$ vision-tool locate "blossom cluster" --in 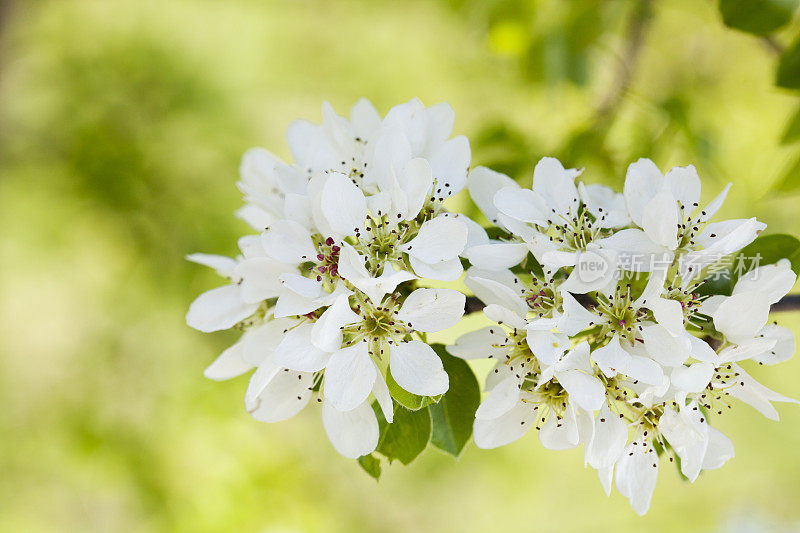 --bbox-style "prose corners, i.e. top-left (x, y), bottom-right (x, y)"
top-left (455, 157), bottom-right (798, 514)
top-left (188, 99), bottom-right (472, 458)
top-left (187, 99), bottom-right (798, 515)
